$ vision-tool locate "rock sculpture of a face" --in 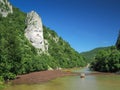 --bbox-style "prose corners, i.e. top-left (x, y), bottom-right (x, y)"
top-left (25, 11), bottom-right (45, 51)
